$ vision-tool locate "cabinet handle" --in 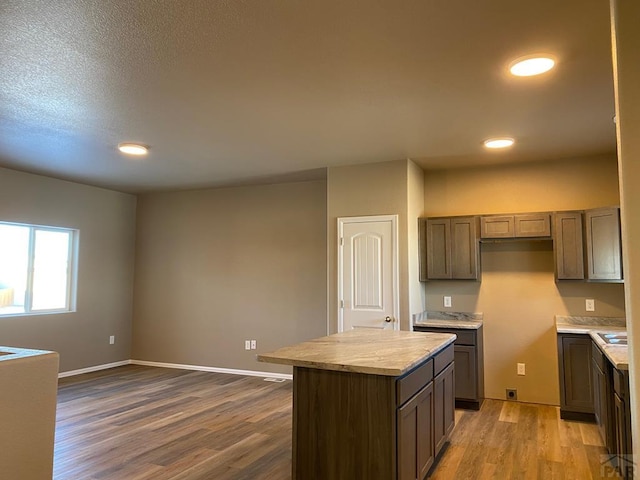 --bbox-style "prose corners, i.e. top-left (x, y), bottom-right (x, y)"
top-left (385, 316), bottom-right (393, 323)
